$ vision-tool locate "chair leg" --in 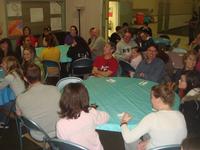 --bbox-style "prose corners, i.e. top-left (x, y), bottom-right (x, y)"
top-left (16, 118), bottom-right (23, 150)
